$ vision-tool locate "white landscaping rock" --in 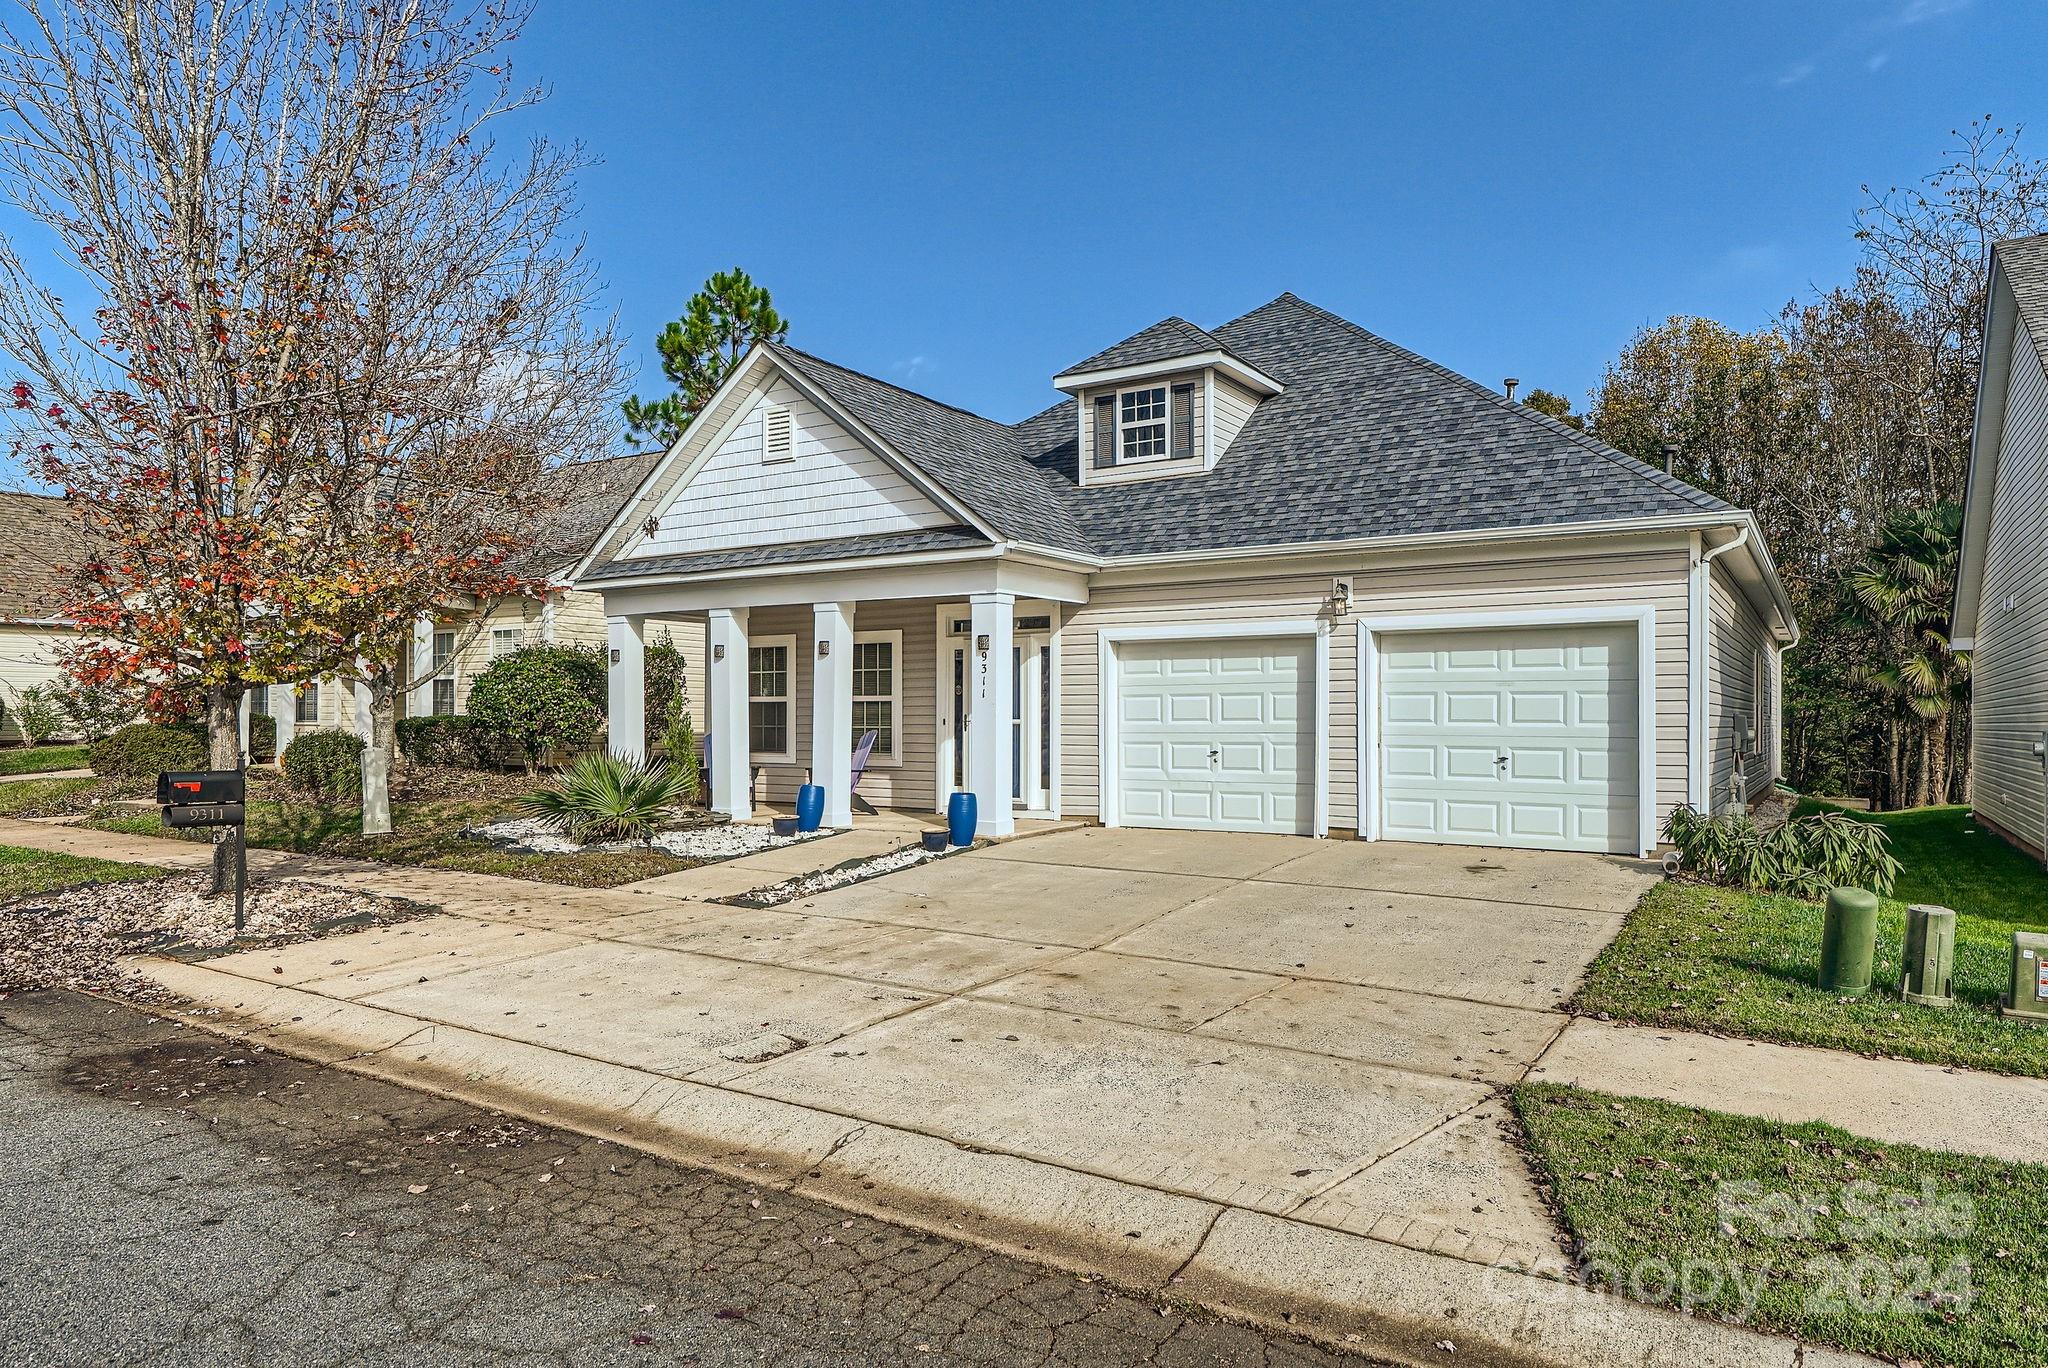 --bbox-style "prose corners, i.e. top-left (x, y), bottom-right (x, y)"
top-left (471, 815), bottom-right (837, 861)
top-left (726, 842), bottom-right (959, 907)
